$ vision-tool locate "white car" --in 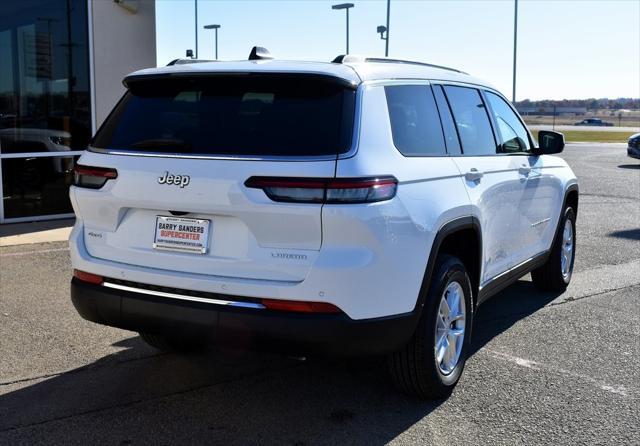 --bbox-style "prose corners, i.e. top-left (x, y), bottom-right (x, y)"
top-left (0, 127), bottom-right (72, 174)
top-left (69, 49), bottom-right (579, 398)
top-left (0, 127), bottom-right (72, 153)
